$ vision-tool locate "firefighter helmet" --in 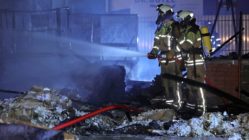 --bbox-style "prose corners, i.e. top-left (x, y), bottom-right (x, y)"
top-left (176, 10), bottom-right (194, 23)
top-left (156, 4), bottom-right (174, 25)
top-left (157, 4), bottom-right (173, 15)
